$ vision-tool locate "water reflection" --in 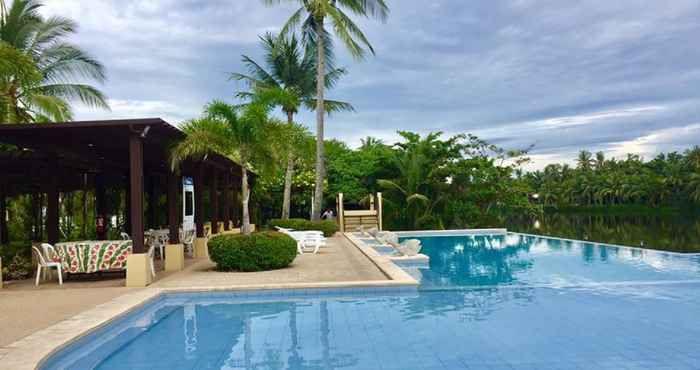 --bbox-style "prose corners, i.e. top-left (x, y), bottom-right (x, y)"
top-left (405, 233), bottom-right (700, 288)
top-left (405, 234), bottom-right (537, 287)
top-left (506, 212), bottom-right (700, 253)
